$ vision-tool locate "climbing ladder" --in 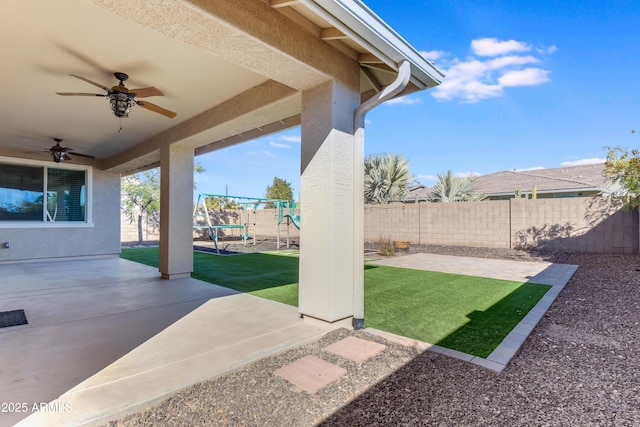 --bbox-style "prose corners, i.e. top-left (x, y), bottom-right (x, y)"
top-left (275, 200), bottom-right (300, 249)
